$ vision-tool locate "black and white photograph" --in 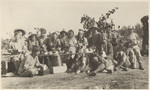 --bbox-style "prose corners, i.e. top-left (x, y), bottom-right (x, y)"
top-left (1, 0), bottom-right (149, 89)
